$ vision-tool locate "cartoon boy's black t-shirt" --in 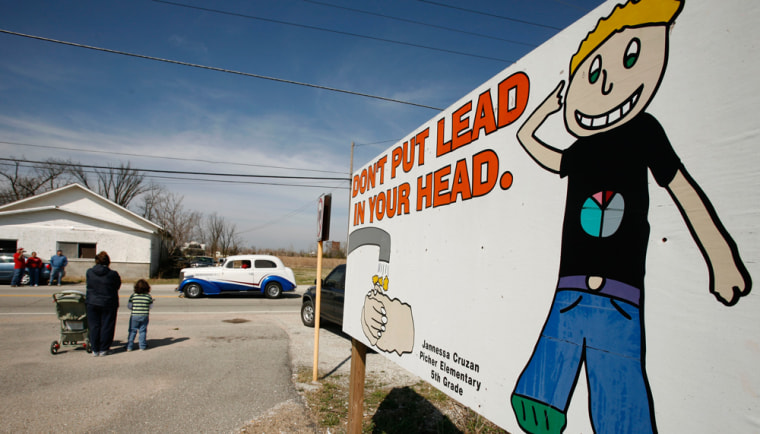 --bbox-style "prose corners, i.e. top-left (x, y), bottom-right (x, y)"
top-left (558, 112), bottom-right (681, 289)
